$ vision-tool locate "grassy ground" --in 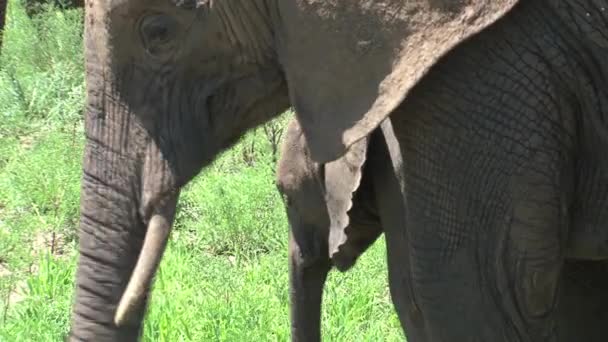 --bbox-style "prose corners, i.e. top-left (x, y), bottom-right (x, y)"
top-left (0, 1), bottom-right (403, 340)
